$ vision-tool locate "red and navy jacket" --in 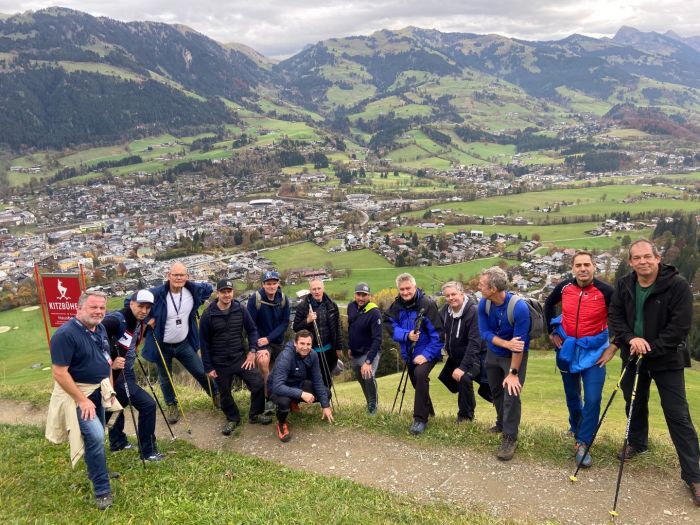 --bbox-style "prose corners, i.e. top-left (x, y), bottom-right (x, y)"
top-left (544, 277), bottom-right (613, 338)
